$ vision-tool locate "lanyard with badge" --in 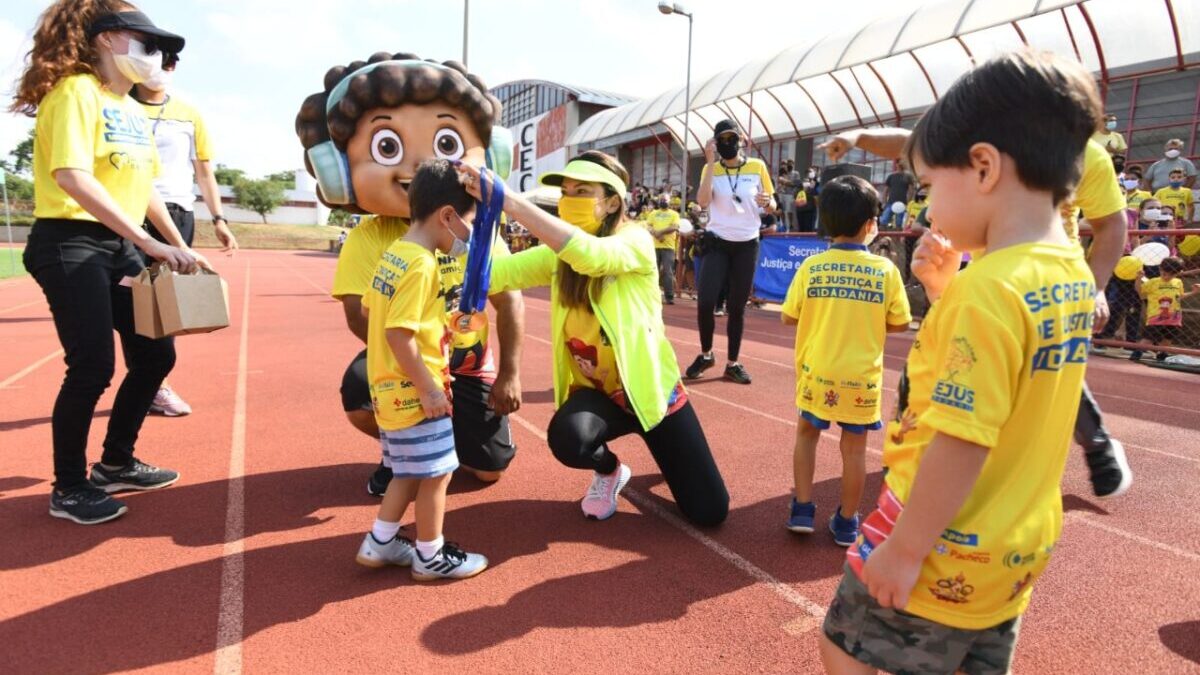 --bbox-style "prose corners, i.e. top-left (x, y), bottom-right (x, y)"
top-left (150, 95), bottom-right (170, 136)
top-left (724, 160), bottom-right (746, 214)
top-left (450, 163), bottom-right (505, 333)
